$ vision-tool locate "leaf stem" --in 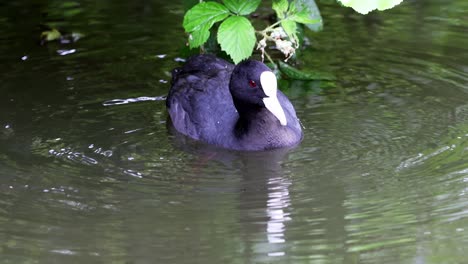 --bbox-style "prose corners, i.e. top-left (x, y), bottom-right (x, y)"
top-left (262, 20), bottom-right (282, 33)
top-left (263, 50), bottom-right (275, 66)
